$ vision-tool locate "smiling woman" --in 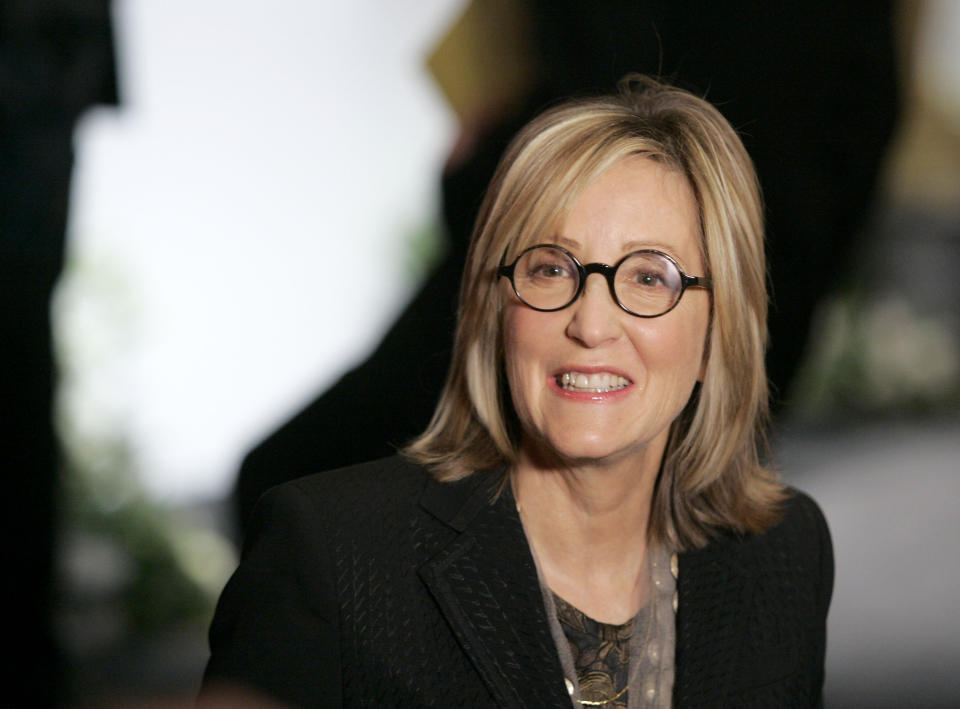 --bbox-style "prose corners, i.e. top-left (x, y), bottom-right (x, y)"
top-left (501, 158), bottom-right (710, 491)
top-left (202, 76), bottom-right (832, 709)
